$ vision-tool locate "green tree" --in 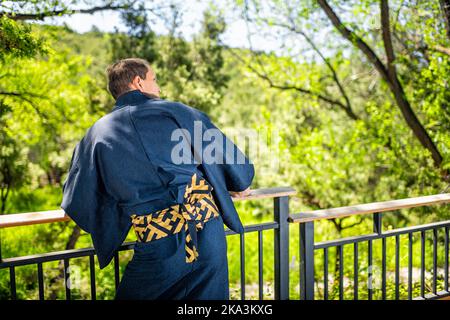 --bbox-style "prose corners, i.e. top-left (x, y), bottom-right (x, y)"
top-left (111, 5), bottom-right (230, 113)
